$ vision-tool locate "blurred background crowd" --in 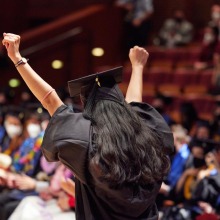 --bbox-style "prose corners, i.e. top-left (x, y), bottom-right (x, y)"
top-left (1, 0), bottom-right (220, 219)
